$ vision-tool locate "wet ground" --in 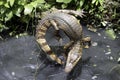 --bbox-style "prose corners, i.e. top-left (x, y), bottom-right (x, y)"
top-left (0, 26), bottom-right (120, 80)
